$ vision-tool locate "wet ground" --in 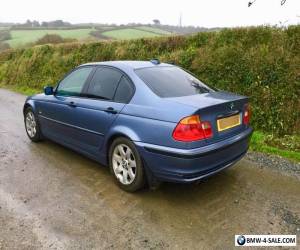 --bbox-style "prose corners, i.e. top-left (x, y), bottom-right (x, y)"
top-left (0, 89), bottom-right (299, 249)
